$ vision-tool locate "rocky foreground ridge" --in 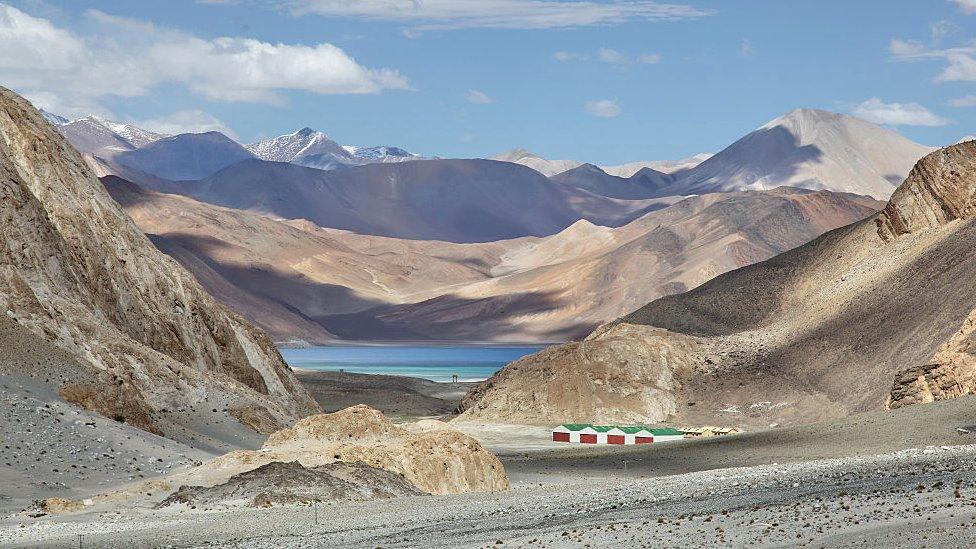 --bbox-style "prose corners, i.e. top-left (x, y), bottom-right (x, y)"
top-left (459, 141), bottom-right (976, 427)
top-left (38, 405), bottom-right (507, 513)
top-left (0, 86), bottom-right (318, 441)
